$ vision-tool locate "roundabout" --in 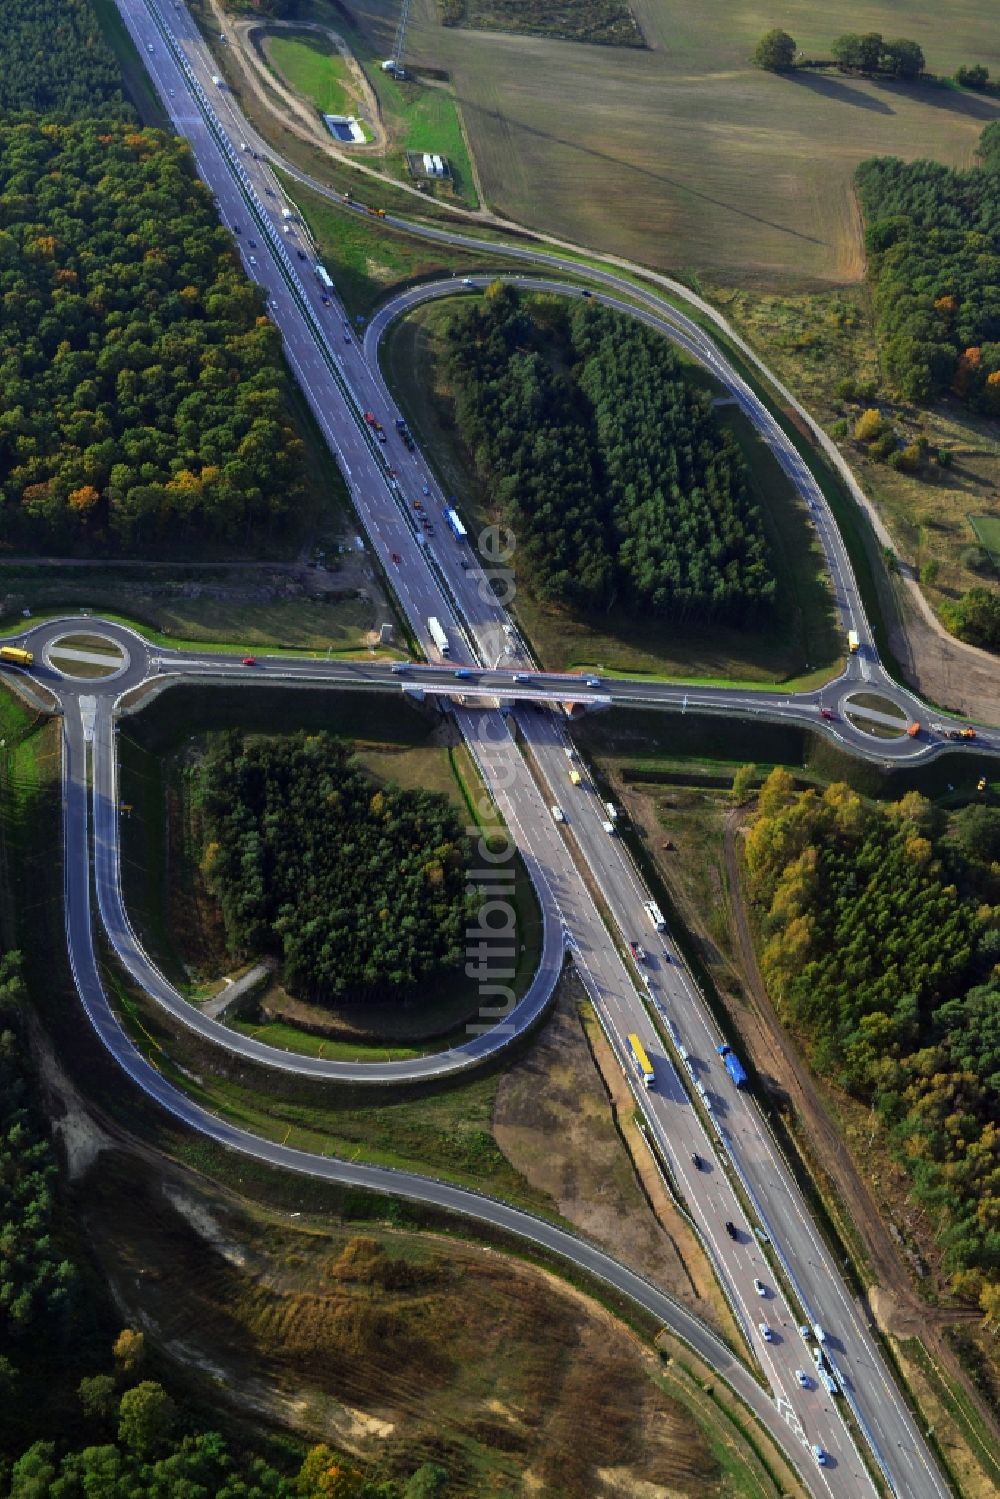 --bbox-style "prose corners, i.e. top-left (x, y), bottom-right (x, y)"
top-left (43, 630), bottom-right (129, 681)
